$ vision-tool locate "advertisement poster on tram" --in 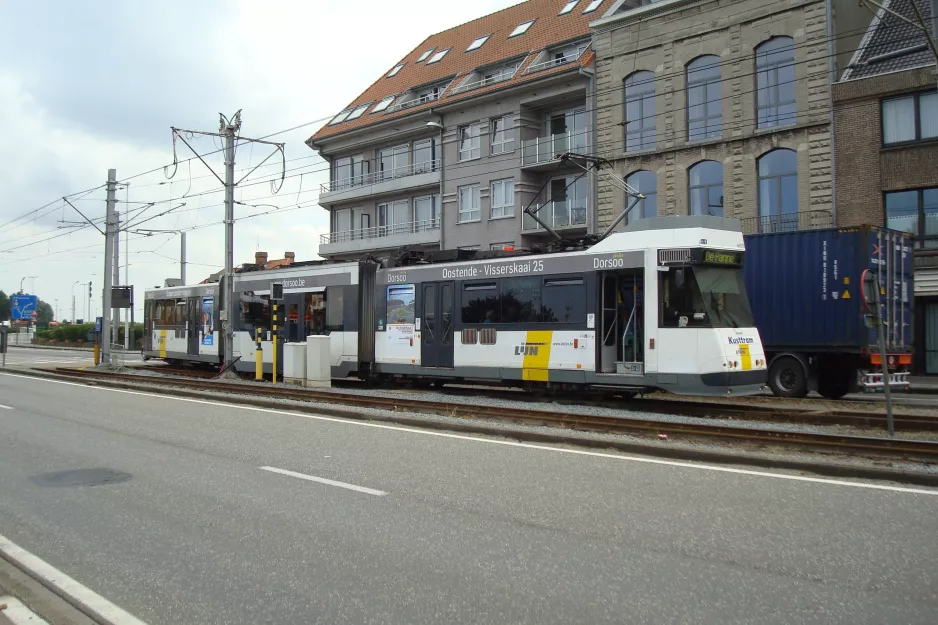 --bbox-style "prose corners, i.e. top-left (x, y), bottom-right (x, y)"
top-left (201, 296), bottom-right (215, 346)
